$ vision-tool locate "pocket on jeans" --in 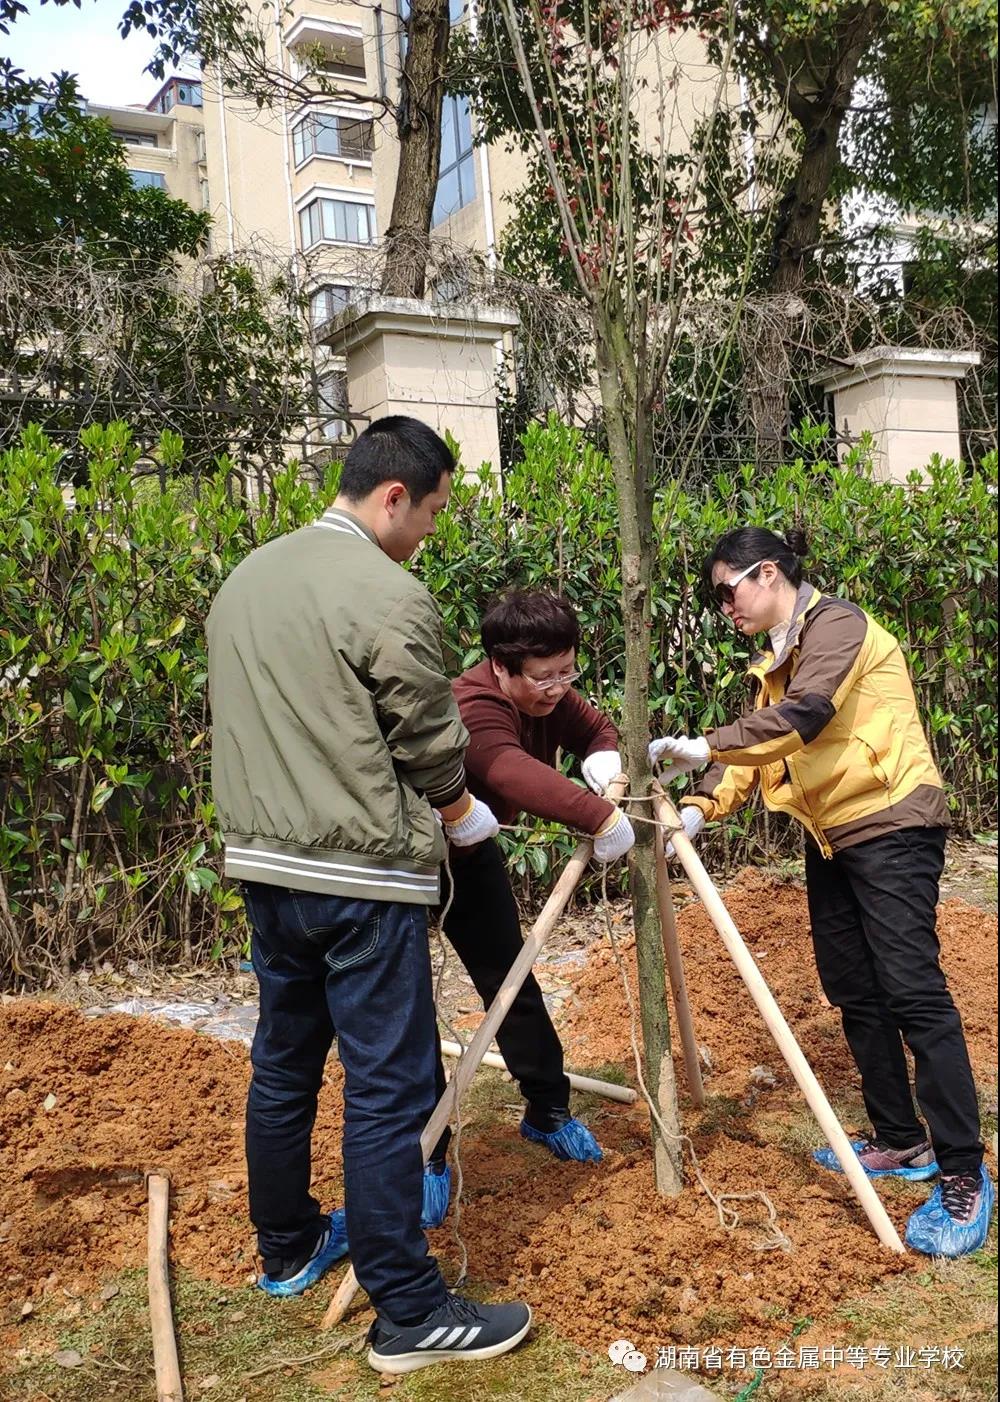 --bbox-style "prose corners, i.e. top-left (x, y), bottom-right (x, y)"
top-left (289, 892), bottom-right (382, 972)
